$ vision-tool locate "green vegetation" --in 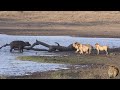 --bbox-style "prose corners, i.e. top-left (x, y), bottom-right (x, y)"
top-left (11, 54), bottom-right (120, 79)
top-left (17, 54), bottom-right (119, 65)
